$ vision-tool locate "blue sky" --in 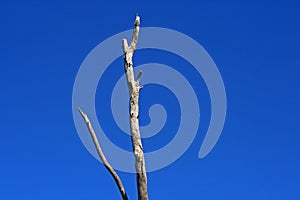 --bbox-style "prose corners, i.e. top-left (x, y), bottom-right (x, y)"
top-left (1, 0), bottom-right (300, 199)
